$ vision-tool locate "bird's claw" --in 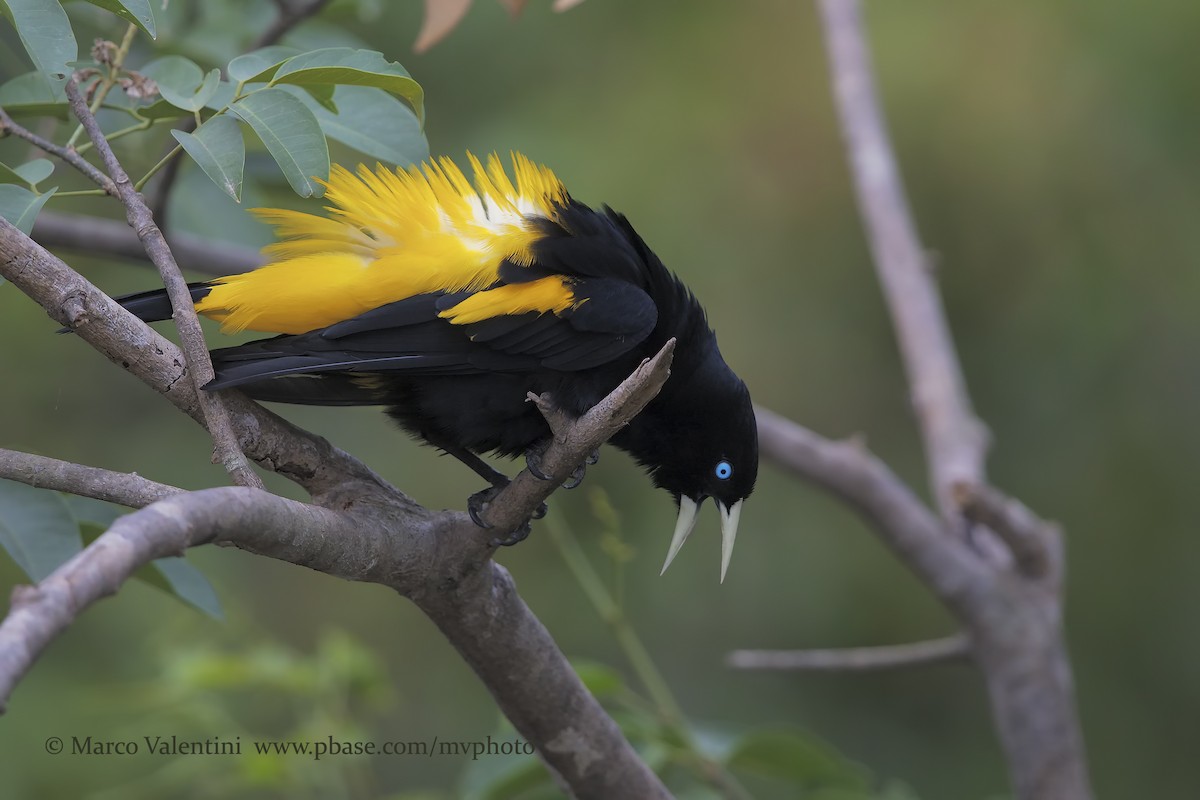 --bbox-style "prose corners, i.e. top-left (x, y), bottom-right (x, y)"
top-left (490, 521), bottom-right (532, 548)
top-left (469, 483), bottom-right (546, 542)
top-left (467, 485), bottom-right (503, 529)
top-left (562, 462), bottom-right (586, 490)
top-left (585, 449), bottom-right (600, 466)
top-left (524, 444), bottom-right (552, 481)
